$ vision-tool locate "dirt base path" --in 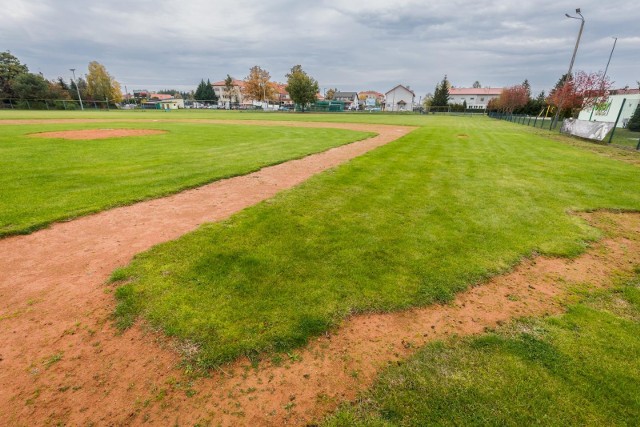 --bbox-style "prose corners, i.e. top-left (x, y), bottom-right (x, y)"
top-left (0, 120), bottom-right (413, 425)
top-left (1, 119), bottom-right (639, 426)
